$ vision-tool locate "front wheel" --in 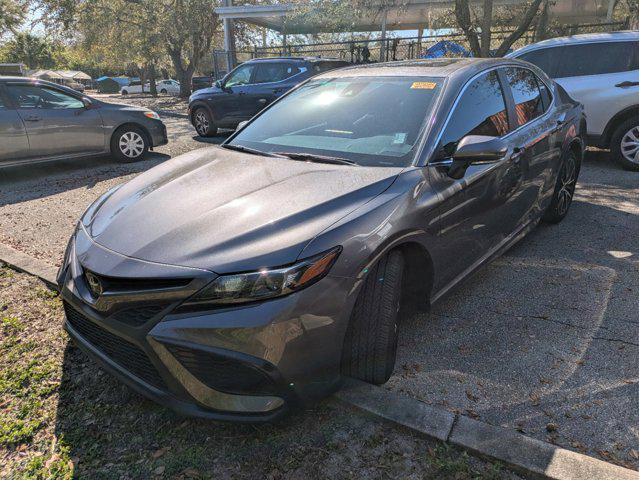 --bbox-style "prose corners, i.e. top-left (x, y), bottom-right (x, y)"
top-left (121, 90), bottom-right (128, 95)
top-left (341, 250), bottom-right (404, 385)
top-left (611, 117), bottom-right (639, 171)
top-left (110, 126), bottom-right (149, 163)
top-left (192, 107), bottom-right (217, 137)
top-left (543, 151), bottom-right (578, 224)
top-left (160, 88), bottom-right (167, 94)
